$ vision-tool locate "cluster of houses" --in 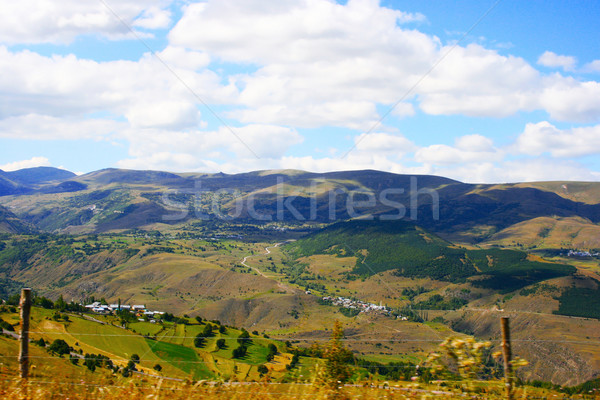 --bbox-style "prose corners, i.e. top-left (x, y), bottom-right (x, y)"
top-left (567, 249), bottom-right (600, 257)
top-left (322, 296), bottom-right (391, 316)
top-left (84, 302), bottom-right (165, 321)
